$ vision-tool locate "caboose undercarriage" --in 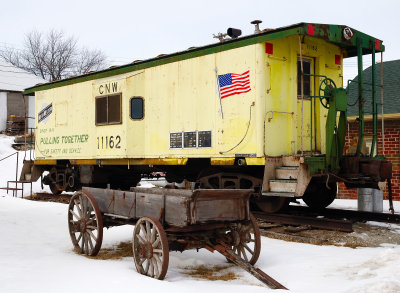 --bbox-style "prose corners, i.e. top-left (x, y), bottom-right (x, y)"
top-left (23, 151), bottom-right (392, 214)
